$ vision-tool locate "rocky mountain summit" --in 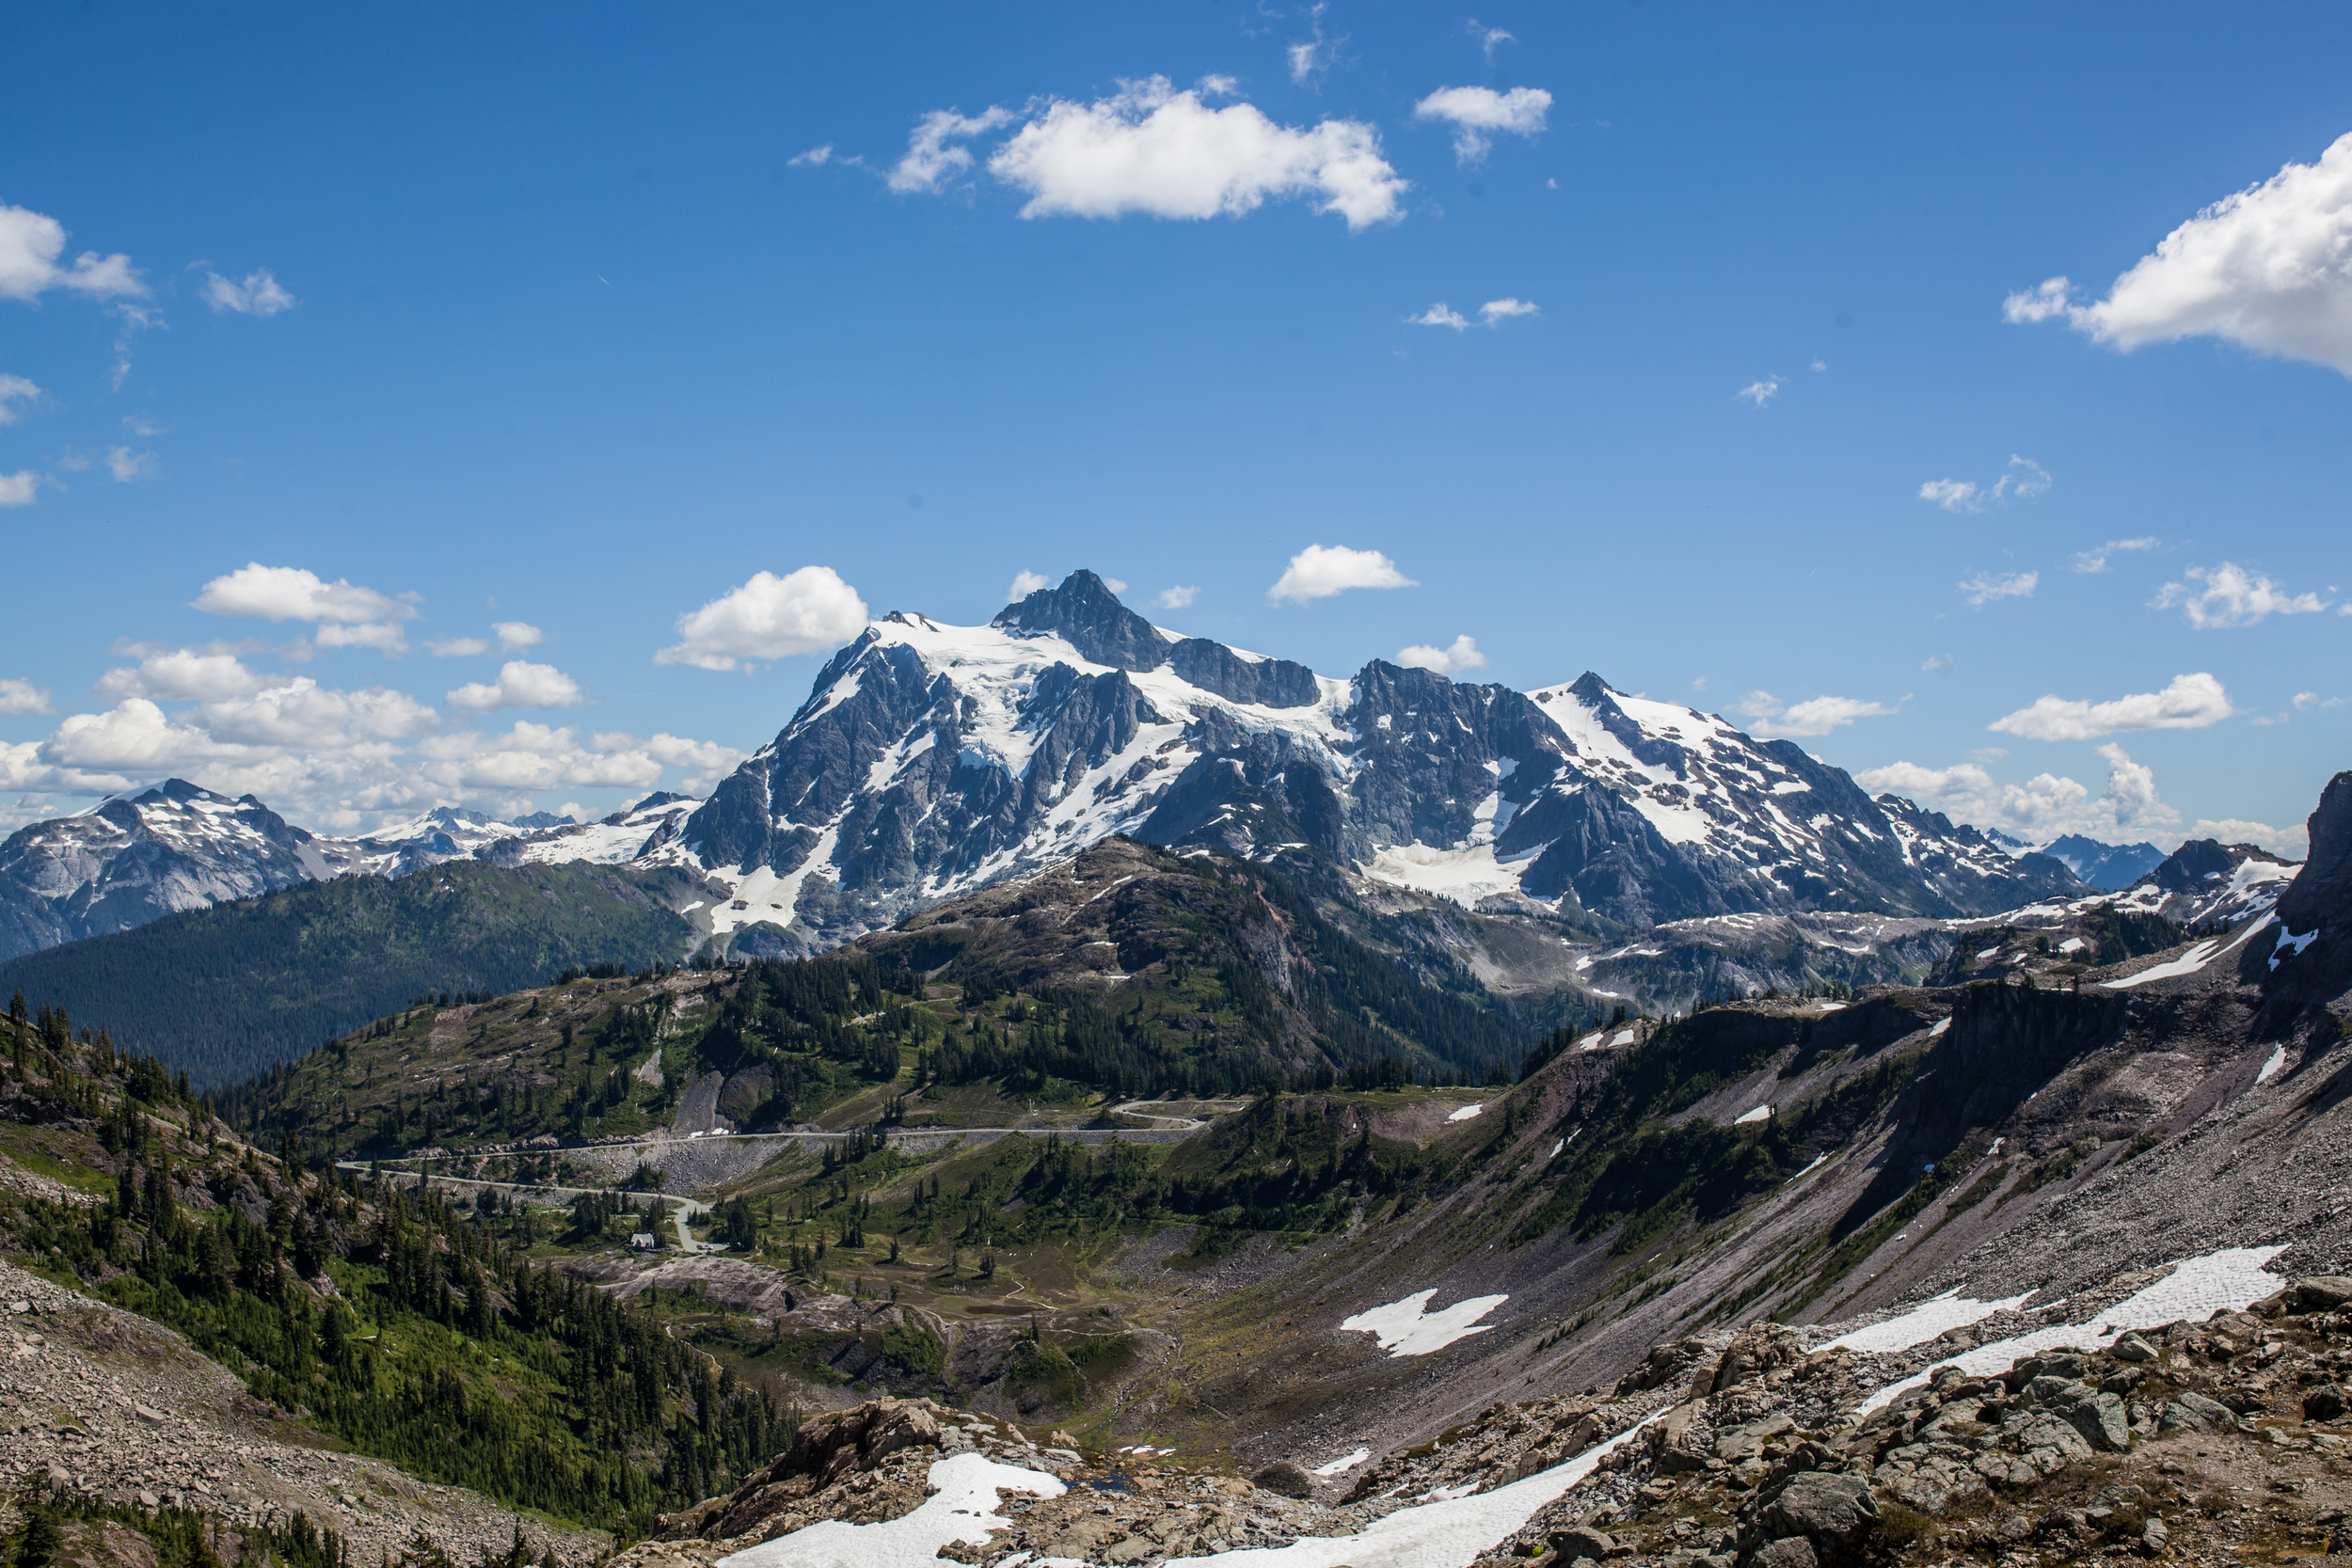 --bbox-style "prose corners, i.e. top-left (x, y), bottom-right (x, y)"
top-left (662, 573), bottom-right (2090, 957)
